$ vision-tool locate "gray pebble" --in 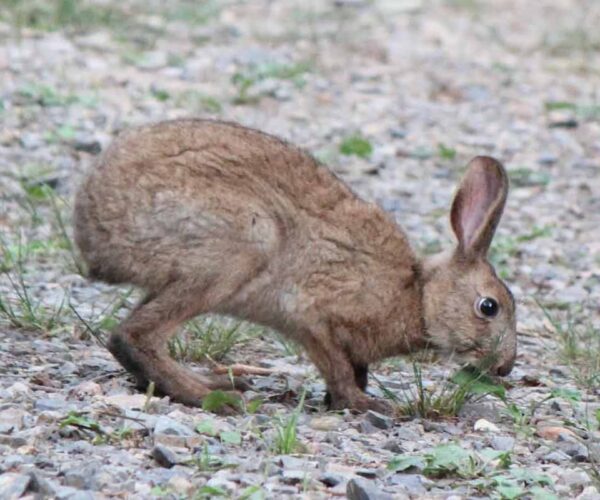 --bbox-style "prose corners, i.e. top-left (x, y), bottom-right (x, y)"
top-left (544, 450), bottom-right (571, 464)
top-left (34, 398), bottom-right (68, 411)
top-left (281, 469), bottom-right (307, 485)
top-left (0, 473), bottom-right (31, 499)
top-left (319, 472), bottom-right (343, 487)
top-left (365, 410), bottom-right (393, 430)
top-left (387, 473), bottom-right (427, 495)
top-left (152, 445), bottom-right (179, 468)
top-left (490, 436), bottom-right (515, 451)
top-left (347, 477), bottom-right (393, 500)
